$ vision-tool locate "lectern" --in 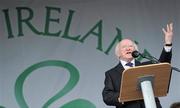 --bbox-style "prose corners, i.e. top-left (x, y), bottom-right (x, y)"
top-left (119, 63), bottom-right (171, 108)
